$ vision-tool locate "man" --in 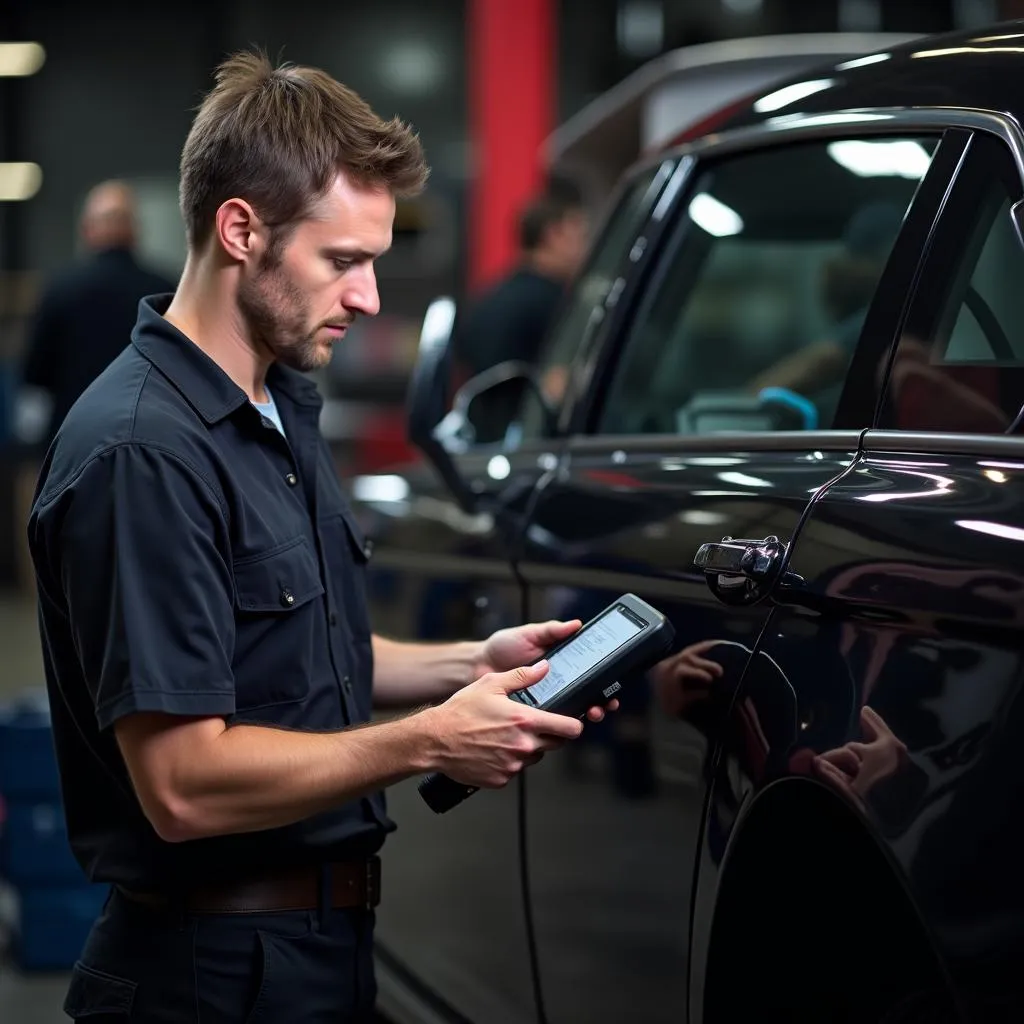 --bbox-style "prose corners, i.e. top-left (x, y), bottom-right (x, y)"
top-left (28, 52), bottom-right (612, 1023)
top-left (20, 179), bottom-right (176, 448)
top-left (455, 180), bottom-right (588, 443)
